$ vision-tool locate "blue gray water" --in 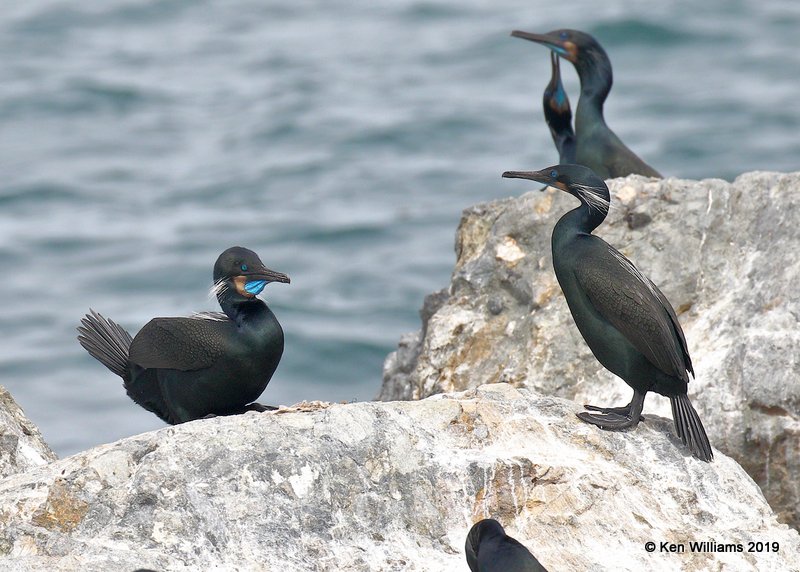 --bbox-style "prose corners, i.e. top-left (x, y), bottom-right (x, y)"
top-left (2, 1), bottom-right (799, 456)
